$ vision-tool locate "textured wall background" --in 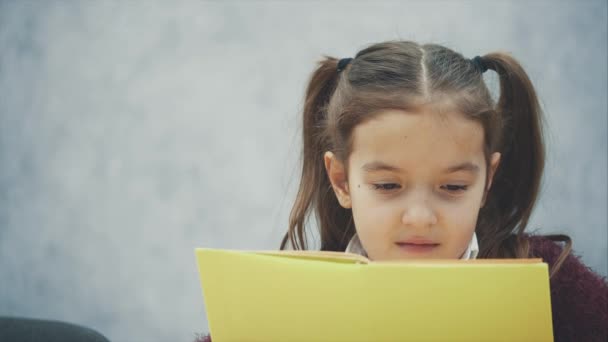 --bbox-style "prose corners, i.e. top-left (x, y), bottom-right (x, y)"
top-left (1, 1), bottom-right (606, 341)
